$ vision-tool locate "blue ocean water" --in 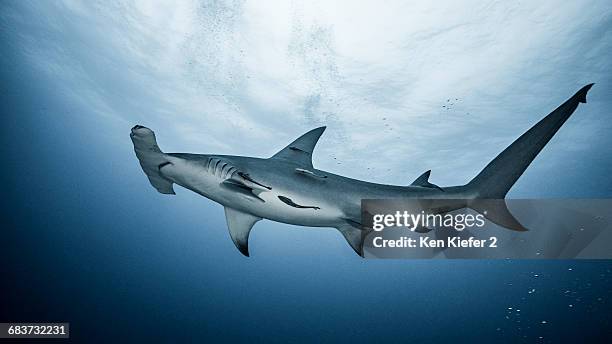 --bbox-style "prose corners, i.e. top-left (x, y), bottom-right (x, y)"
top-left (1, 1), bottom-right (611, 342)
